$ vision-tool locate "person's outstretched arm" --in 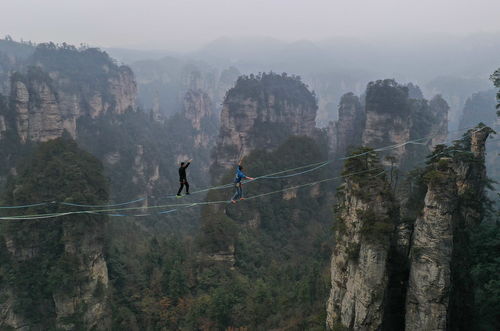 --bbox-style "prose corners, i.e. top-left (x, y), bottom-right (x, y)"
top-left (242, 170), bottom-right (254, 181)
top-left (185, 159), bottom-right (192, 168)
